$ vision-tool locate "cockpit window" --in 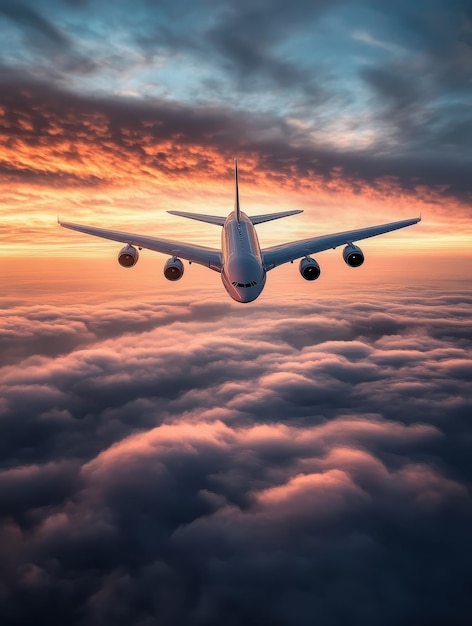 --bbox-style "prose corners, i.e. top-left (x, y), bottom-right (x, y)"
top-left (232, 281), bottom-right (257, 288)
